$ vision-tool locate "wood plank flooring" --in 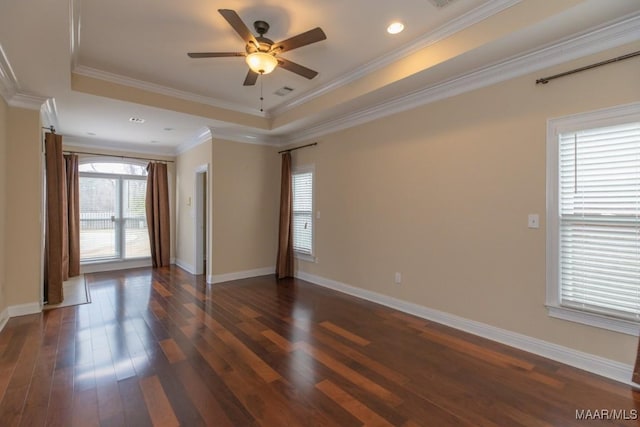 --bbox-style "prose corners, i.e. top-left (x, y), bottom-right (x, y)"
top-left (0, 266), bottom-right (639, 426)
